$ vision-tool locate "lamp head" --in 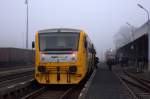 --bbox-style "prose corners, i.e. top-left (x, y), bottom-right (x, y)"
top-left (137, 4), bottom-right (144, 9)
